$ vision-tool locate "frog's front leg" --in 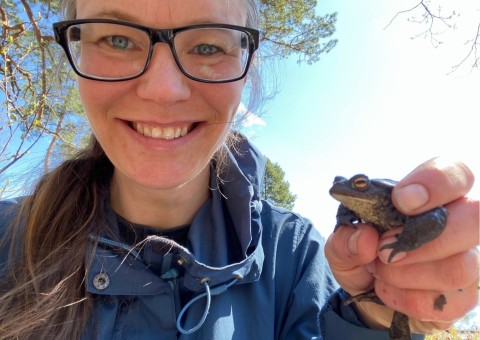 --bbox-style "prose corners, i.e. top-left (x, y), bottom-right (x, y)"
top-left (334, 204), bottom-right (362, 232)
top-left (380, 207), bottom-right (448, 262)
